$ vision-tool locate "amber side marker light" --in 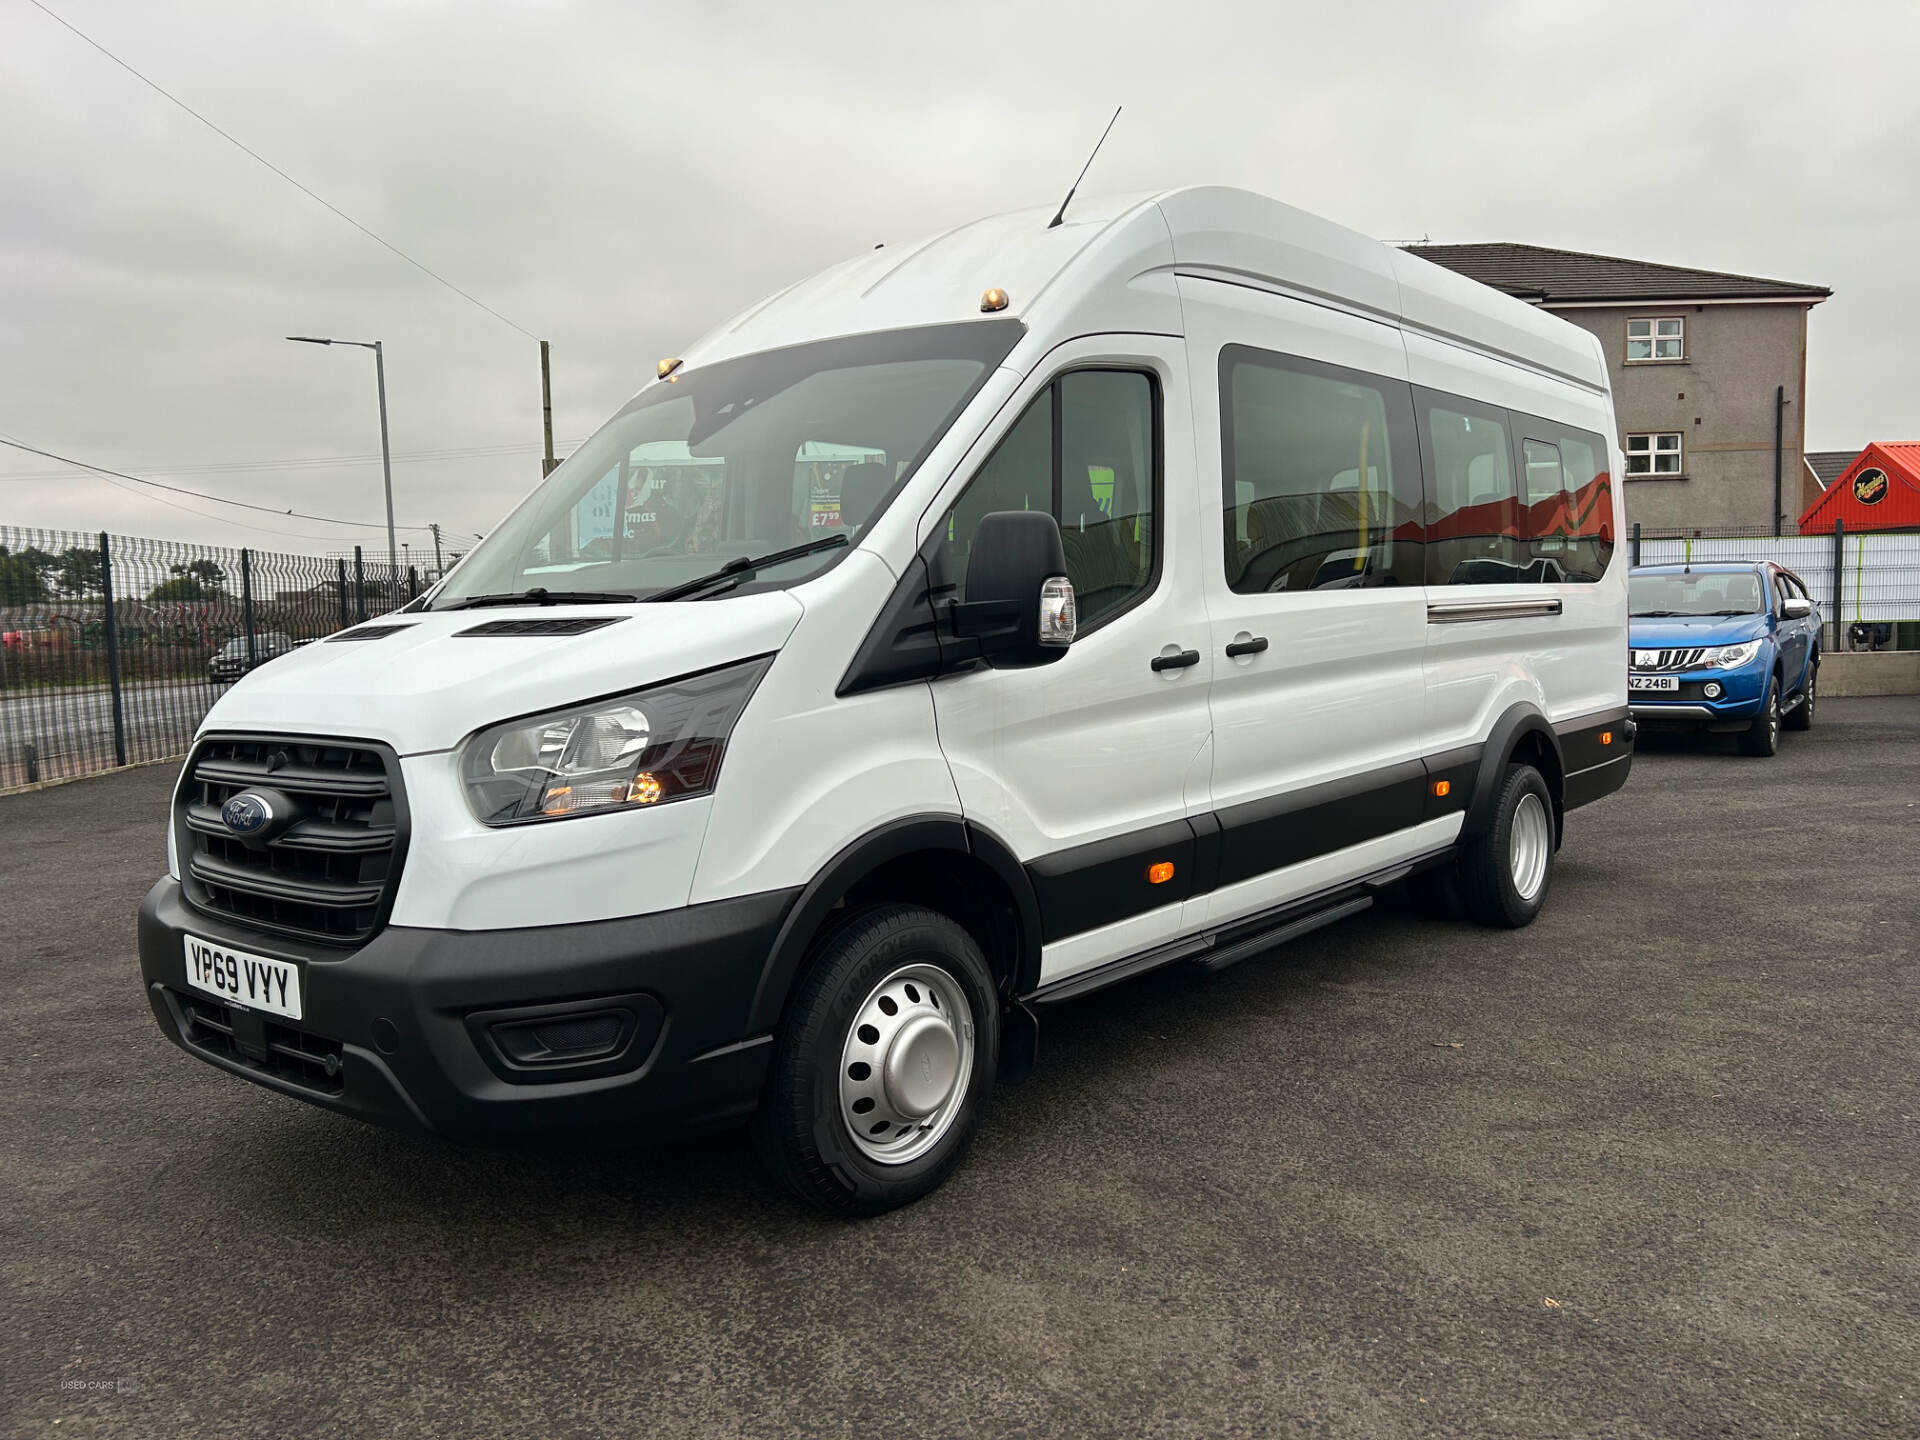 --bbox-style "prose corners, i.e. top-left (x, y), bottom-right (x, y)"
top-left (1147, 861), bottom-right (1175, 884)
top-left (1431, 780), bottom-right (1451, 798)
top-left (1600, 731), bottom-right (1614, 745)
top-left (980, 287), bottom-right (1010, 313)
